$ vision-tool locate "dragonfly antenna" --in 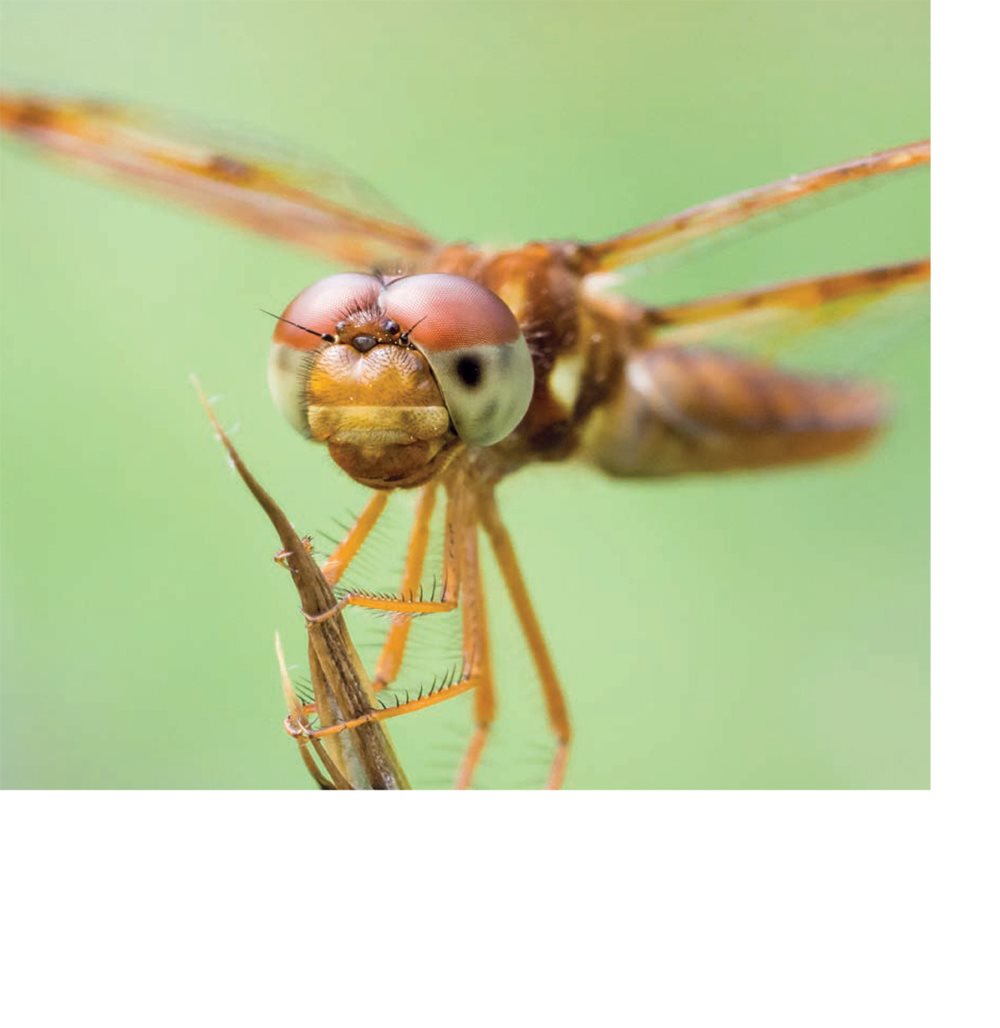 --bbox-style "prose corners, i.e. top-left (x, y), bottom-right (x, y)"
top-left (259, 309), bottom-right (335, 343)
top-left (400, 314), bottom-right (428, 344)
